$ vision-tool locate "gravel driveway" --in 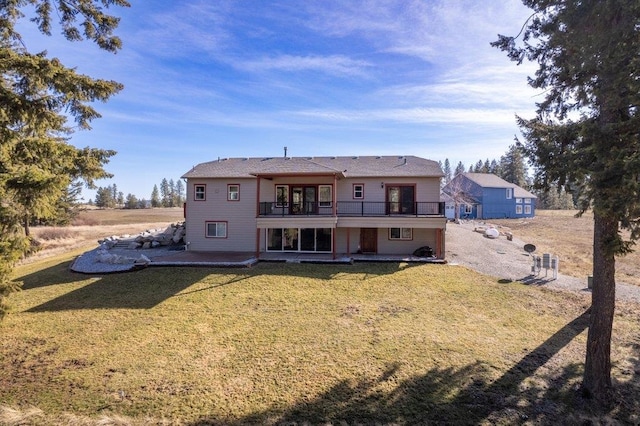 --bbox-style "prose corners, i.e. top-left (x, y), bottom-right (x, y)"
top-left (445, 221), bottom-right (640, 304)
